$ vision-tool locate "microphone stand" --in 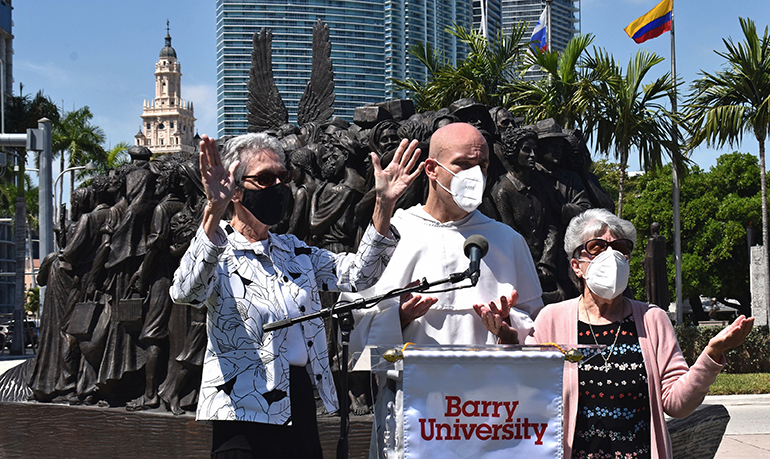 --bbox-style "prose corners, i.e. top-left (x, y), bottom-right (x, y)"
top-left (262, 269), bottom-right (476, 459)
